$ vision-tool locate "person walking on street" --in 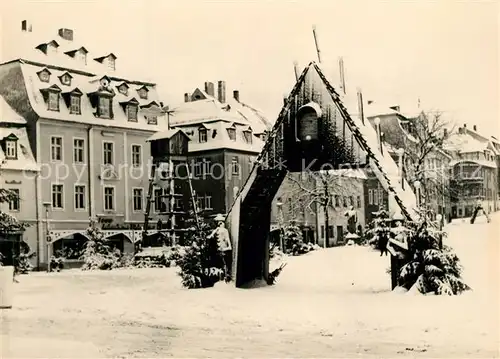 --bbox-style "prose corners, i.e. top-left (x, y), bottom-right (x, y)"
top-left (209, 214), bottom-right (232, 280)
